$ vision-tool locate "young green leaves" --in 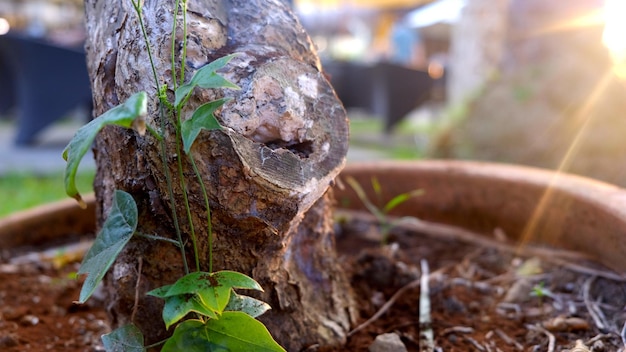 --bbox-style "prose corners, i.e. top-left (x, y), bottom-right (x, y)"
top-left (65, 50), bottom-right (282, 351)
top-left (147, 270), bottom-right (267, 329)
top-left (77, 190), bottom-right (138, 303)
top-left (181, 98), bottom-right (229, 153)
top-left (63, 92), bottom-right (147, 208)
top-left (148, 270), bottom-right (283, 352)
top-left (177, 54), bottom-right (240, 154)
top-left (64, 93), bottom-right (145, 301)
top-left (162, 313), bottom-right (285, 352)
top-left (346, 176), bottom-right (423, 243)
top-left (63, 55), bottom-right (239, 206)
top-left (174, 54), bottom-right (239, 109)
